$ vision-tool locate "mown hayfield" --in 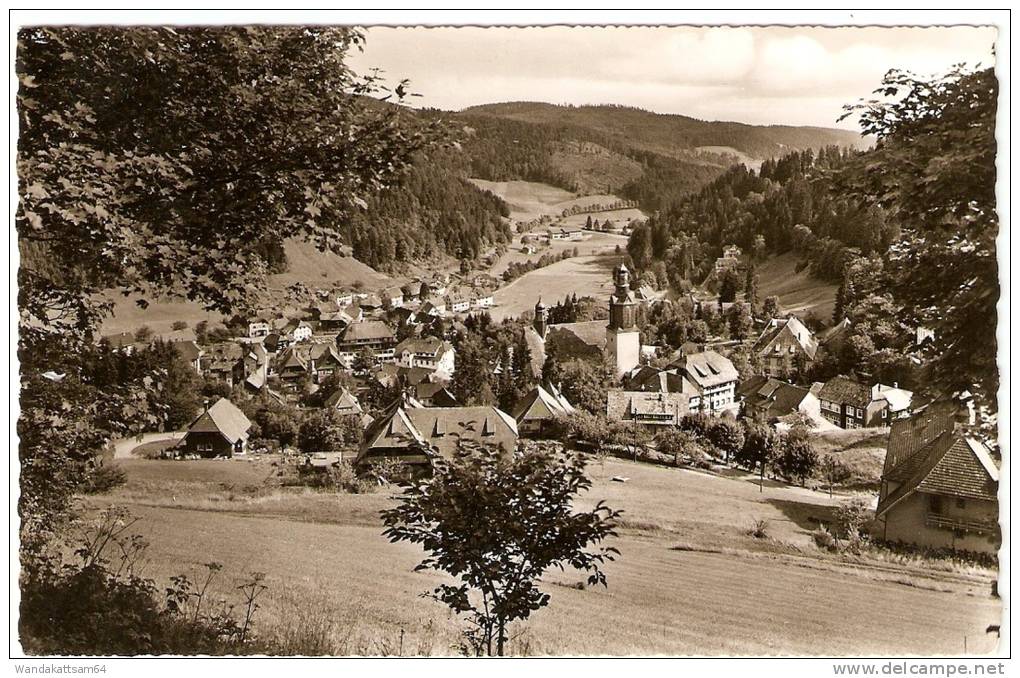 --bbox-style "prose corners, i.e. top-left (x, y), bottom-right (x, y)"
top-left (488, 231), bottom-right (628, 278)
top-left (756, 252), bottom-right (838, 320)
top-left (88, 455), bottom-right (1001, 656)
top-left (468, 179), bottom-right (577, 221)
top-left (99, 293), bottom-right (224, 337)
top-left (490, 254), bottom-right (621, 321)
